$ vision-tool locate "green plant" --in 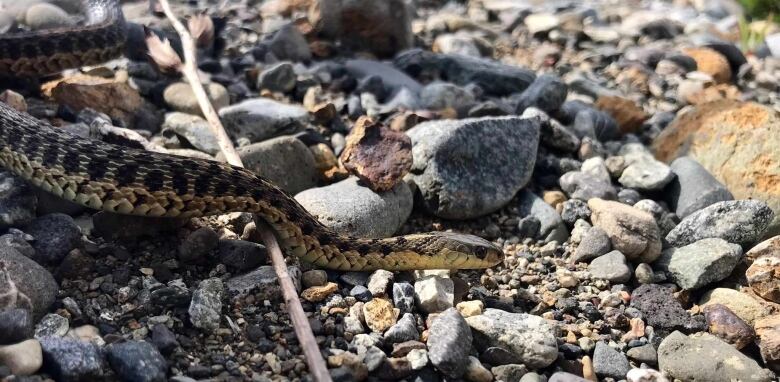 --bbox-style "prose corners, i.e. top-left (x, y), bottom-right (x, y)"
top-left (739, 0), bottom-right (780, 22)
top-left (738, 14), bottom-right (774, 53)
